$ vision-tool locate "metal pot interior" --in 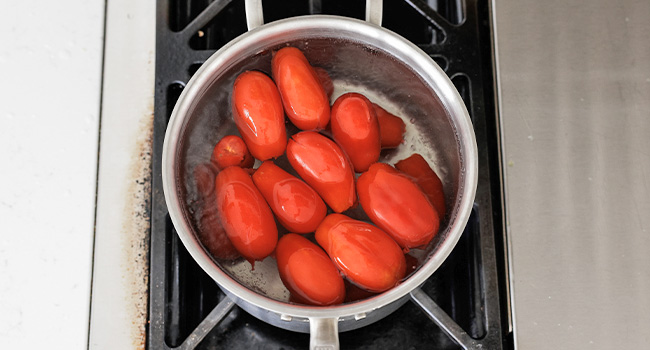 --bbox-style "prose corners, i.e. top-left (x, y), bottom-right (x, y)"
top-left (167, 16), bottom-right (475, 321)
